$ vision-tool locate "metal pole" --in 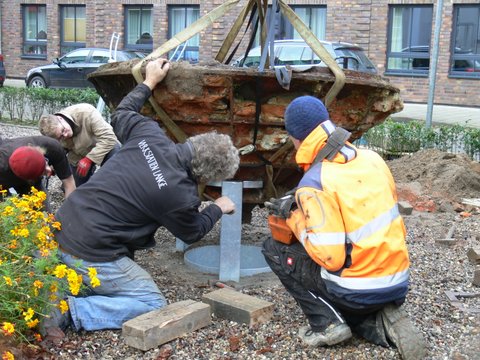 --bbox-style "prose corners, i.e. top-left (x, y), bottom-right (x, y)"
top-left (426, 0), bottom-right (444, 128)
